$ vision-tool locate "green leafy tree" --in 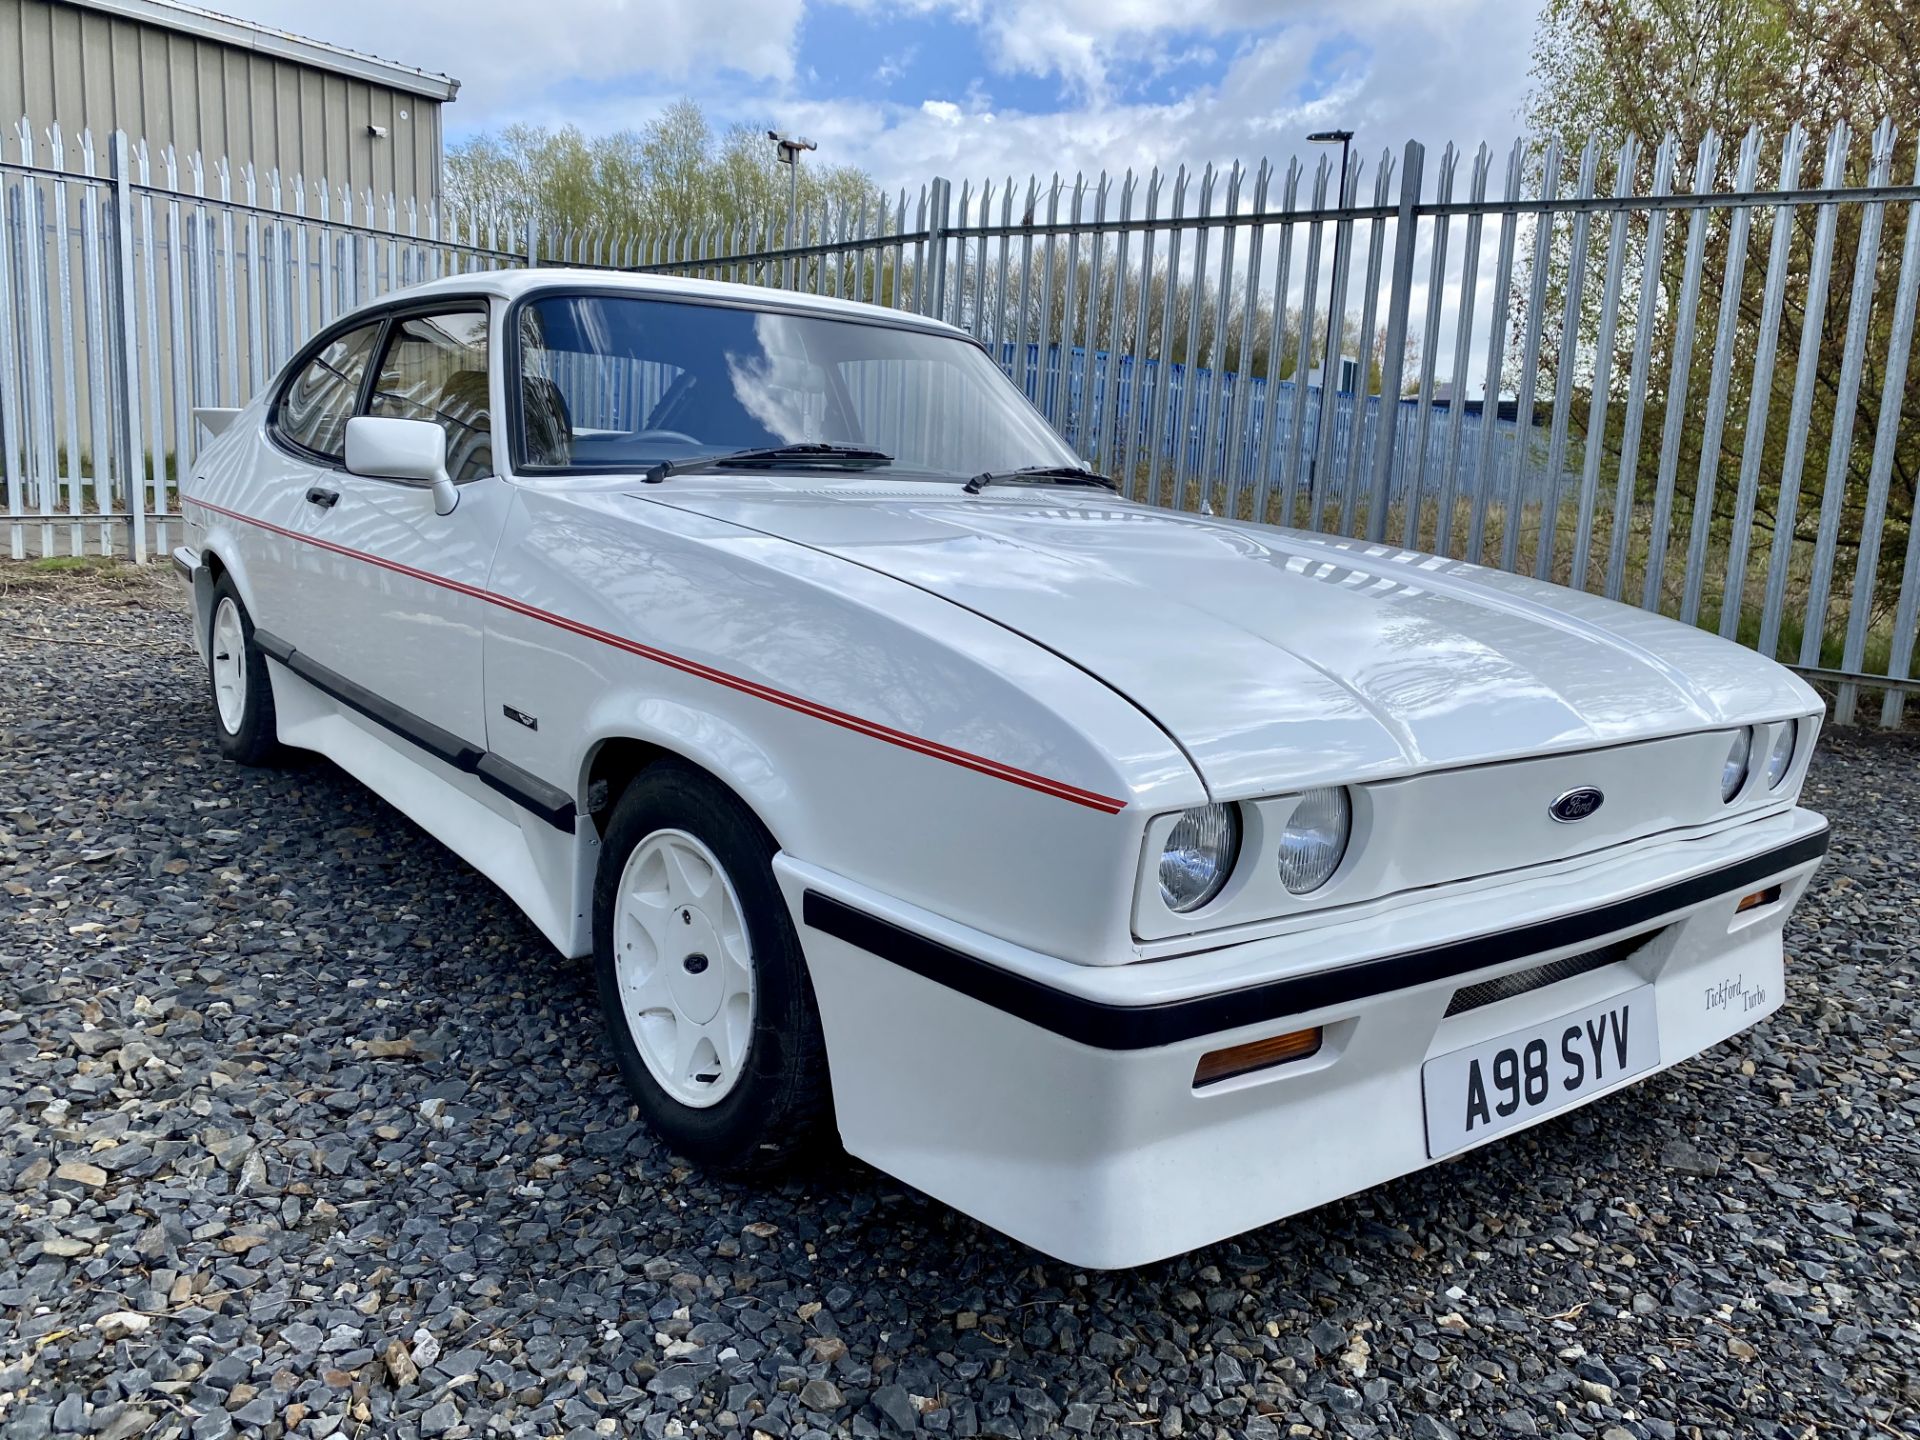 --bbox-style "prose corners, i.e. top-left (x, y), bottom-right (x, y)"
top-left (1521, 0), bottom-right (1920, 662)
top-left (446, 100), bottom-right (885, 250)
